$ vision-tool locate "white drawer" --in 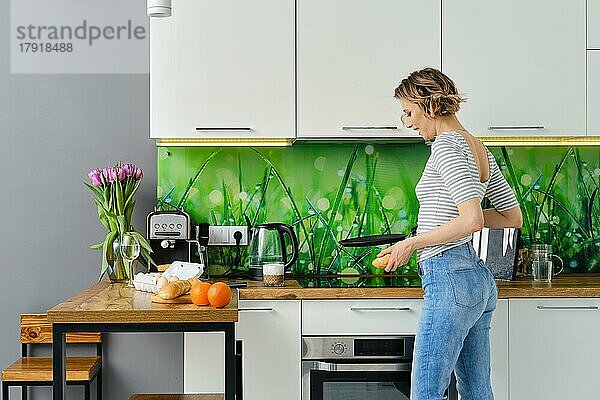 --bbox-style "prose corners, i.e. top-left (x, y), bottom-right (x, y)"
top-left (302, 299), bottom-right (422, 335)
top-left (589, 0), bottom-right (600, 48)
